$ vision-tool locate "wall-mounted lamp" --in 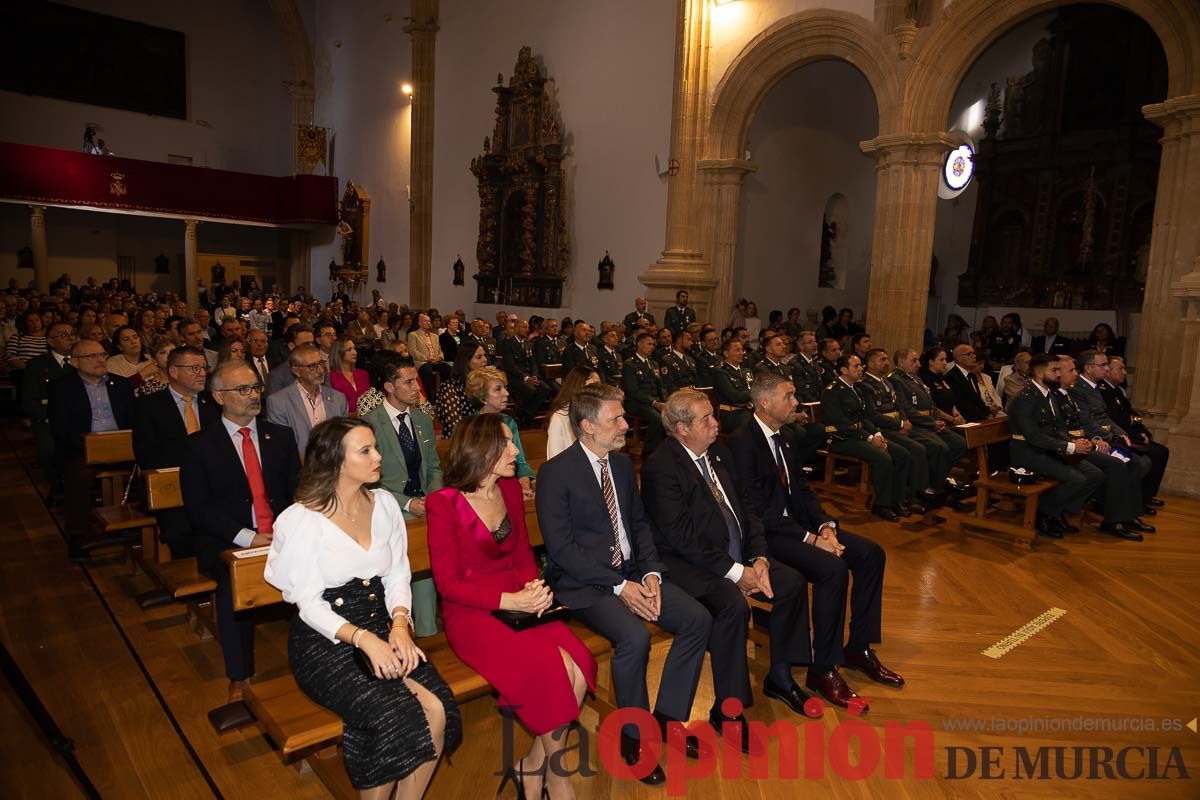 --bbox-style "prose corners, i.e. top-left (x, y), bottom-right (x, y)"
top-left (401, 83), bottom-right (414, 100)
